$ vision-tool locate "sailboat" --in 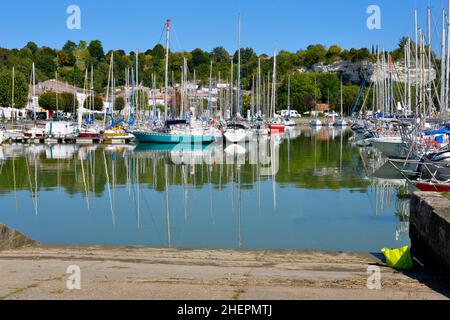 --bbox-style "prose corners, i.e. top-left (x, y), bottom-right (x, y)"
top-left (268, 51), bottom-right (286, 133)
top-left (310, 77), bottom-right (322, 127)
top-left (284, 75), bottom-right (296, 127)
top-left (131, 20), bottom-right (214, 145)
top-left (0, 127), bottom-right (8, 144)
top-left (224, 13), bottom-right (250, 143)
top-left (335, 77), bottom-right (348, 127)
top-left (101, 56), bottom-right (135, 144)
